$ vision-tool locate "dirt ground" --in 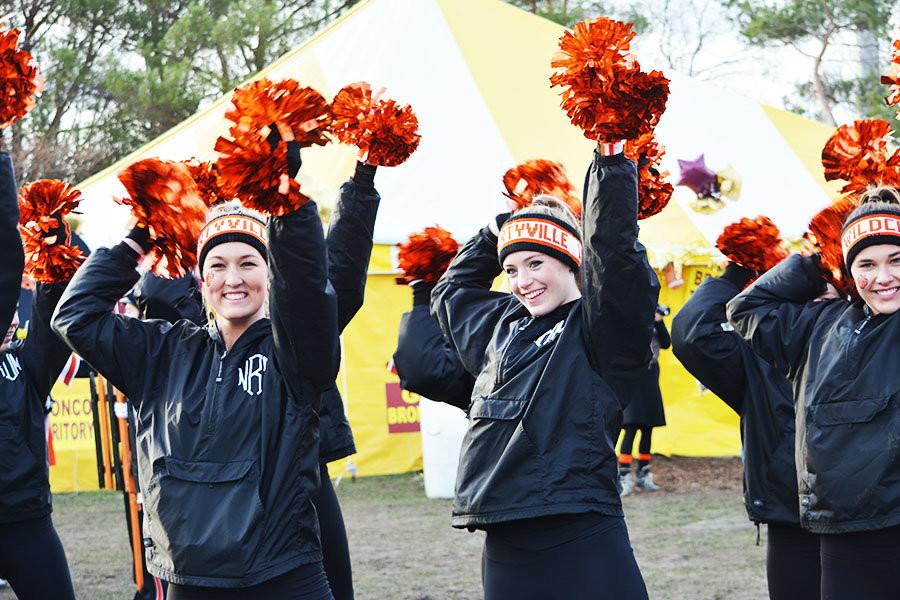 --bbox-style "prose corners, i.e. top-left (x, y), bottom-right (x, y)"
top-left (0, 457), bottom-right (770, 599)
